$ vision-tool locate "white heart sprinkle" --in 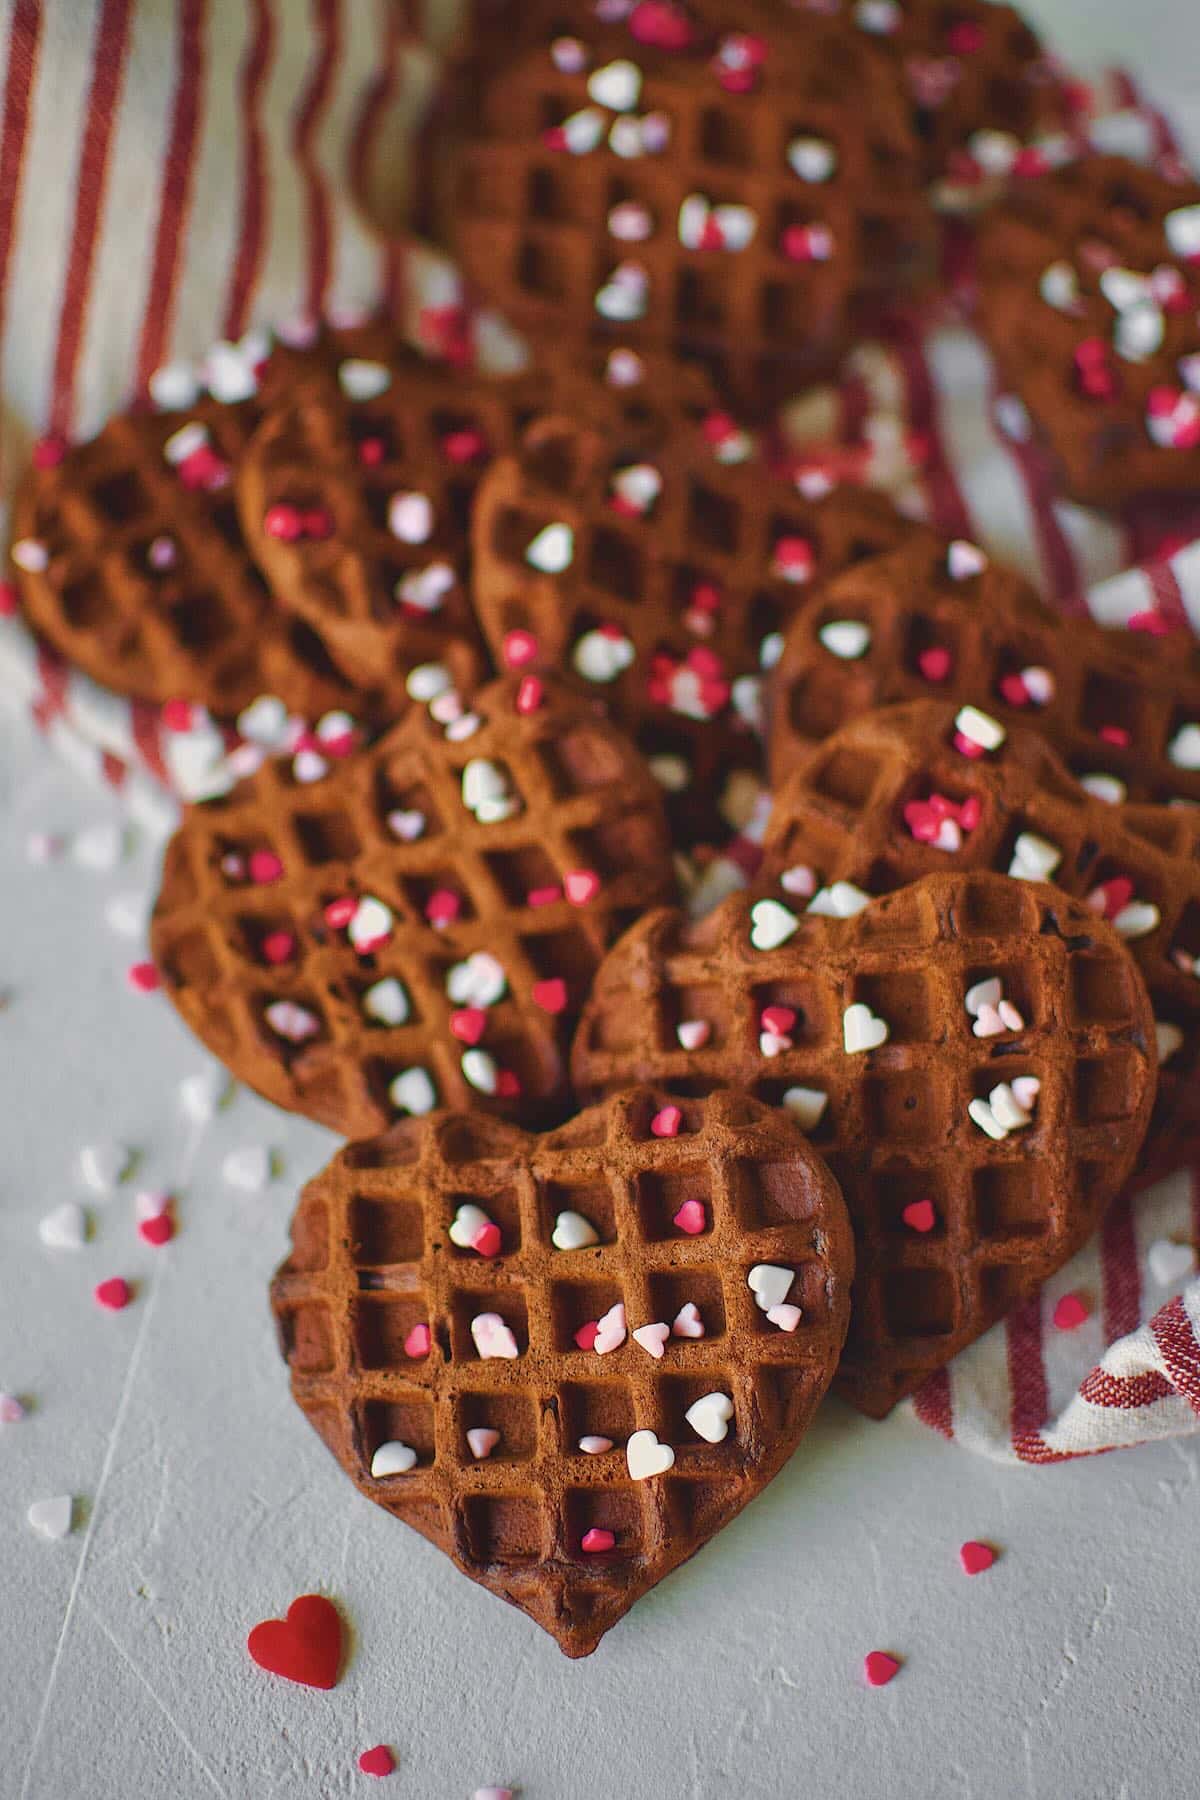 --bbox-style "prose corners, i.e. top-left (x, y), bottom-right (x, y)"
top-left (806, 881), bottom-right (870, 919)
top-left (947, 539), bottom-right (987, 580)
top-left (1098, 265), bottom-right (1147, 312)
top-left (1079, 773), bottom-right (1127, 805)
top-left (593, 1301), bottom-right (627, 1355)
top-left (1113, 901), bottom-right (1160, 940)
top-left (180, 1067), bottom-right (232, 1121)
top-left (163, 420), bottom-right (208, 466)
top-left (338, 358), bottom-right (392, 401)
top-left (781, 1086), bottom-right (828, 1130)
top-left (1168, 724), bottom-right (1200, 771)
top-left (1021, 667), bottom-right (1055, 706)
top-left (292, 748), bottom-right (328, 785)
top-left (27, 1496), bottom-right (73, 1540)
top-left (148, 362), bottom-right (199, 409)
top-left (595, 266), bottom-right (648, 320)
top-left (222, 1145), bottom-right (273, 1191)
top-left (964, 978), bottom-right (1001, 1018)
top-left (11, 536), bottom-right (48, 572)
top-left (449, 1203), bottom-right (493, 1250)
top-left (1010, 1076), bottom-right (1041, 1112)
top-left (819, 620), bottom-right (871, 660)
top-left (1156, 1021), bottom-right (1184, 1062)
top-left (767, 1302), bottom-right (802, 1332)
top-left (39, 1202), bottom-right (88, 1251)
top-left (843, 1002), bottom-right (888, 1054)
top-left (685, 1391), bottom-right (733, 1444)
top-left (748, 1264), bottom-right (794, 1312)
top-left (397, 560), bottom-right (455, 613)
top-left (632, 1322), bottom-right (670, 1359)
top-left (1147, 1238), bottom-right (1196, 1288)
top-left (79, 1141), bottom-right (133, 1194)
top-left (779, 865), bottom-right (816, 899)
top-left (1164, 202), bottom-right (1200, 260)
top-left (388, 491), bottom-right (434, 543)
top-left (671, 1302), bottom-right (704, 1339)
top-left (611, 462), bottom-right (662, 512)
top-left (1115, 297), bottom-right (1164, 363)
top-left (608, 199), bottom-right (653, 241)
top-left (676, 1019), bottom-right (711, 1051)
top-left (551, 36), bottom-right (588, 73)
top-left (347, 897), bottom-right (394, 953)
top-left (265, 1000), bottom-right (320, 1043)
top-left (1009, 831), bottom-right (1061, 880)
top-left (446, 953), bottom-right (507, 1009)
top-left (104, 891), bottom-right (149, 937)
top-left (205, 341), bottom-right (258, 404)
top-left (787, 135), bottom-right (837, 182)
top-left (389, 1067), bottom-right (437, 1116)
top-left (467, 1427), bottom-right (500, 1460)
top-left (1039, 260), bottom-right (1080, 312)
top-left (471, 1312), bottom-right (519, 1360)
top-left (968, 1098), bottom-right (1006, 1140)
top-left (588, 57), bottom-right (641, 111)
top-left (387, 808), bottom-right (426, 841)
top-left (462, 758), bottom-right (510, 814)
top-left (573, 627), bottom-right (635, 684)
top-left (956, 705), bottom-right (1005, 752)
top-left (72, 823), bottom-right (127, 871)
top-left (558, 105), bottom-right (606, 154)
top-left (552, 1210), bottom-right (599, 1251)
top-left (362, 977), bottom-right (410, 1027)
top-left (579, 1435), bottom-right (613, 1455)
top-left (626, 1429), bottom-right (674, 1481)
top-left (525, 522), bottom-right (574, 573)
top-left (406, 663), bottom-right (452, 702)
top-left (750, 899), bottom-right (798, 951)
top-left (371, 1440), bottom-right (417, 1477)
top-left (237, 694), bottom-right (291, 747)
